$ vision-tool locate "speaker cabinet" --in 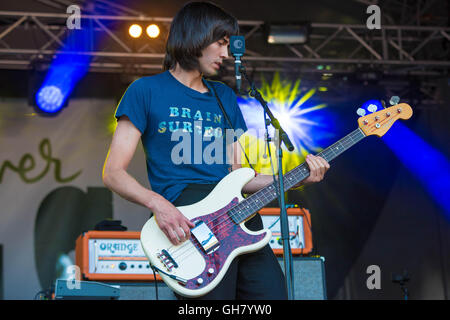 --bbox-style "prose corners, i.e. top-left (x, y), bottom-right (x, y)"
top-left (117, 282), bottom-right (176, 300)
top-left (278, 256), bottom-right (327, 300)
